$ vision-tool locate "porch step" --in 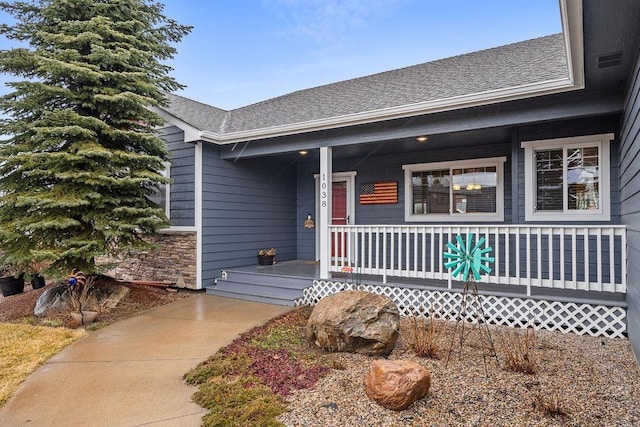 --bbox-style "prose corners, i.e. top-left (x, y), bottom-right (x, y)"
top-left (206, 269), bottom-right (314, 306)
